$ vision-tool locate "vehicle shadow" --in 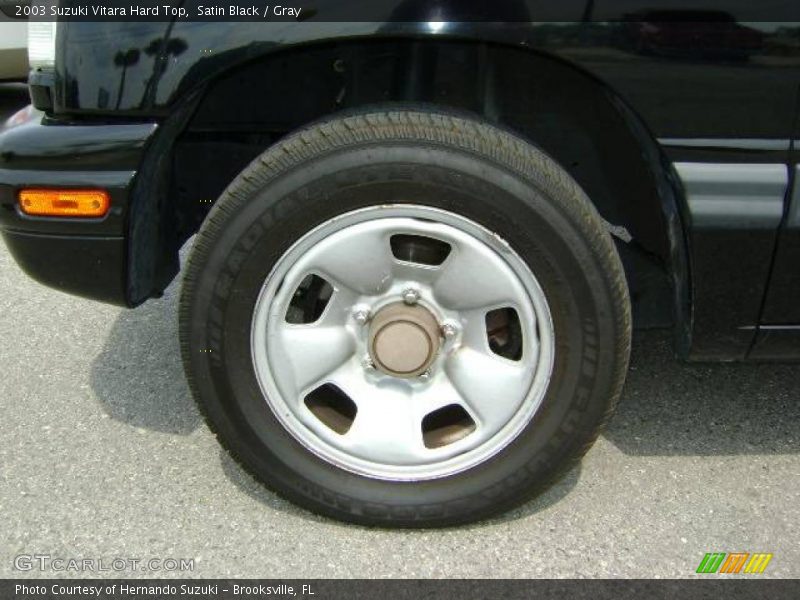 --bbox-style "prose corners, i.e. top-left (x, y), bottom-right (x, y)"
top-left (604, 331), bottom-right (800, 456)
top-left (89, 280), bottom-right (201, 435)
